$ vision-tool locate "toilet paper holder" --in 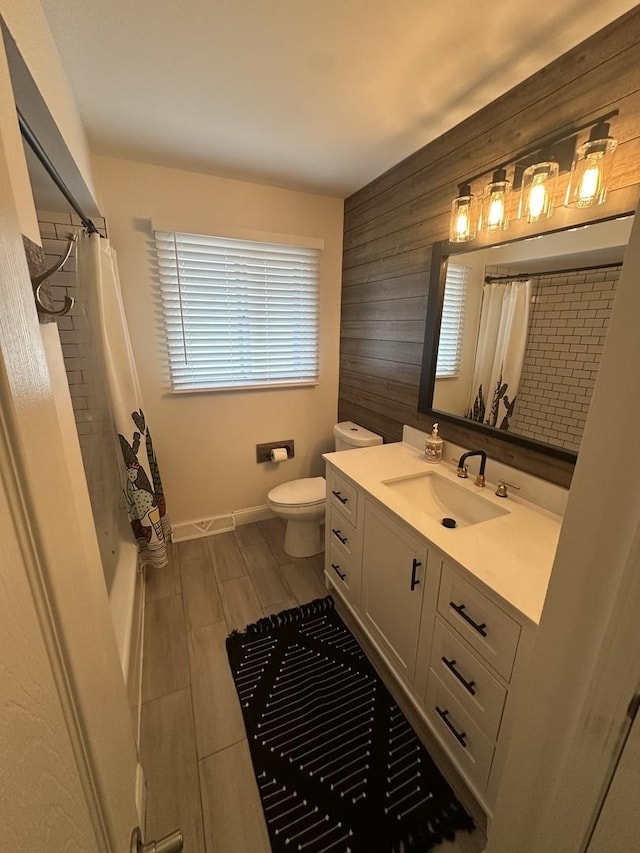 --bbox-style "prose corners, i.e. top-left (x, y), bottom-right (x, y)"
top-left (256, 440), bottom-right (295, 463)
